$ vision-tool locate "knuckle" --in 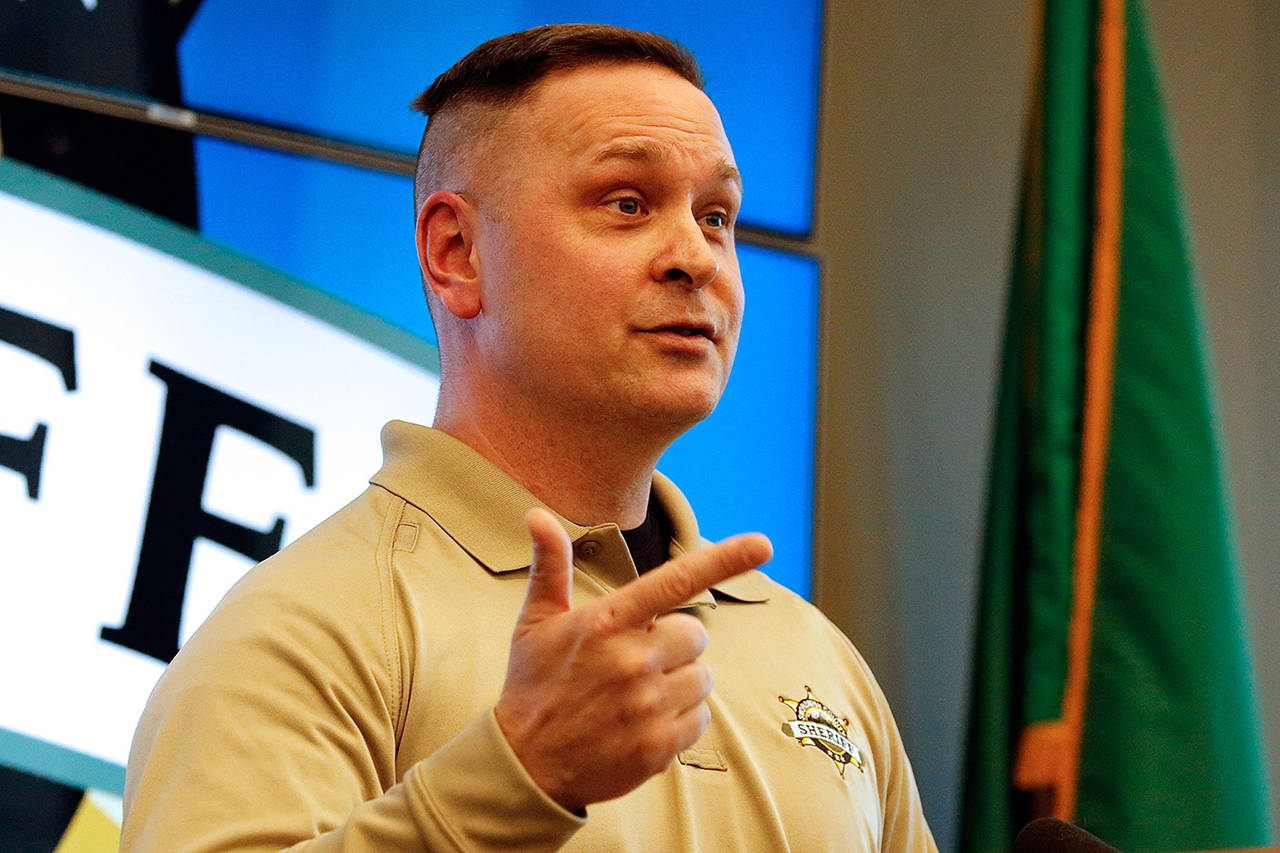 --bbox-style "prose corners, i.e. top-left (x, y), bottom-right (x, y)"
top-left (694, 662), bottom-right (714, 698)
top-left (610, 668), bottom-right (660, 719)
top-left (628, 684), bottom-right (662, 719)
top-left (663, 613), bottom-right (709, 658)
top-left (694, 703), bottom-right (712, 737)
top-left (584, 604), bottom-right (618, 637)
top-left (652, 566), bottom-right (698, 608)
top-left (683, 616), bottom-right (710, 652)
top-left (651, 611), bottom-right (686, 637)
top-left (638, 729), bottom-right (680, 774)
top-left (672, 705), bottom-right (709, 757)
top-left (619, 645), bottom-right (657, 680)
top-left (673, 709), bottom-right (706, 754)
